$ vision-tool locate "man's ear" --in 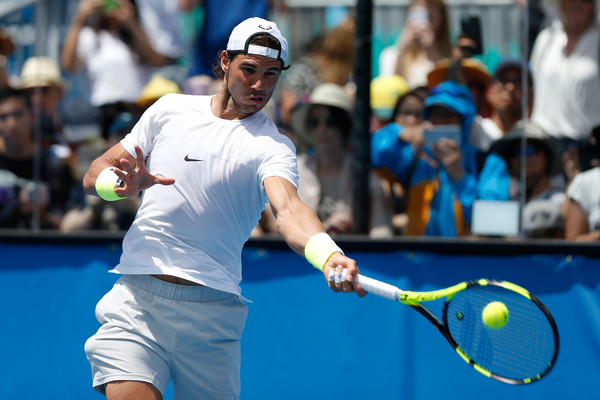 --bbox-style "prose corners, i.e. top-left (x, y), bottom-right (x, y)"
top-left (221, 51), bottom-right (231, 73)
